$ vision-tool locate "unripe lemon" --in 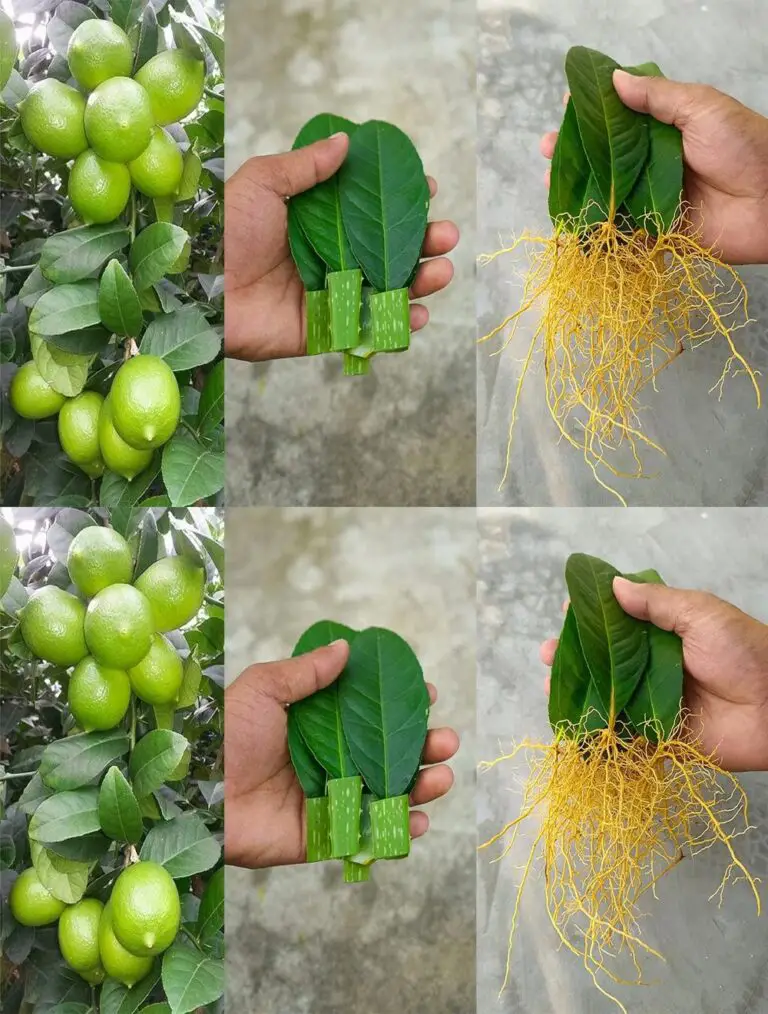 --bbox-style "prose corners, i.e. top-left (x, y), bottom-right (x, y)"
top-left (20, 585), bottom-right (88, 667)
top-left (110, 355), bottom-right (181, 450)
top-left (58, 390), bottom-right (105, 475)
top-left (0, 515), bottom-right (16, 599)
top-left (128, 633), bottom-right (183, 705)
top-left (110, 861), bottom-right (181, 957)
top-left (98, 900), bottom-right (154, 987)
top-left (67, 525), bottom-right (133, 598)
top-left (84, 77), bottom-right (154, 163)
top-left (10, 361), bottom-right (68, 420)
top-left (58, 898), bottom-right (103, 973)
top-left (68, 656), bottom-right (131, 731)
top-left (98, 396), bottom-right (154, 480)
top-left (128, 126), bottom-right (184, 197)
top-left (19, 78), bottom-right (88, 159)
top-left (10, 868), bottom-right (68, 926)
top-left (134, 50), bottom-right (205, 126)
top-left (84, 583), bottom-right (154, 669)
top-left (134, 555), bottom-right (205, 632)
top-left (69, 150), bottom-right (131, 224)
top-left (67, 20), bottom-right (133, 92)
